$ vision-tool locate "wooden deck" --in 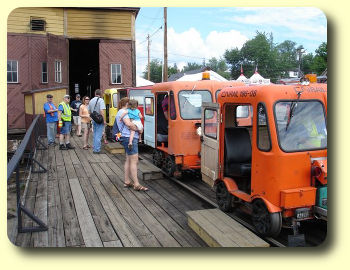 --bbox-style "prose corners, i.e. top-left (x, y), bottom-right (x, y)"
top-left (10, 136), bottom-right (211, 247)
